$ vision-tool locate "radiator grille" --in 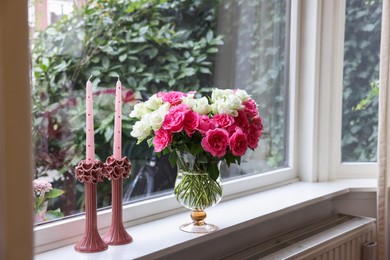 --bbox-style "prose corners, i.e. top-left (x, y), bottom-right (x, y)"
top-left (220, 214), bottom-right (376, 260)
